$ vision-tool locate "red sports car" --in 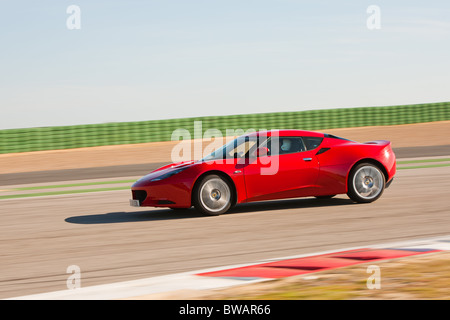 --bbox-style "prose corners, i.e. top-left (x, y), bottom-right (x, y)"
top-left (130, 130), bottom-right (396, 215)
